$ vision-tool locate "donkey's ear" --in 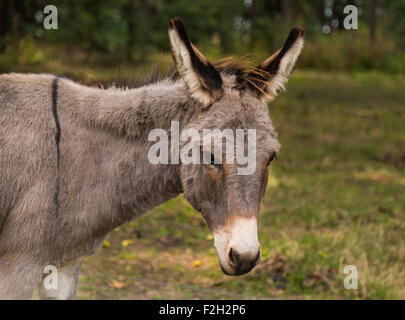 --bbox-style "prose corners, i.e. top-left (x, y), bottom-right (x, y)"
top-left (246, 27), bottom-right (304, 103)
top-left (169, 17), bottom-right (223, 105)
